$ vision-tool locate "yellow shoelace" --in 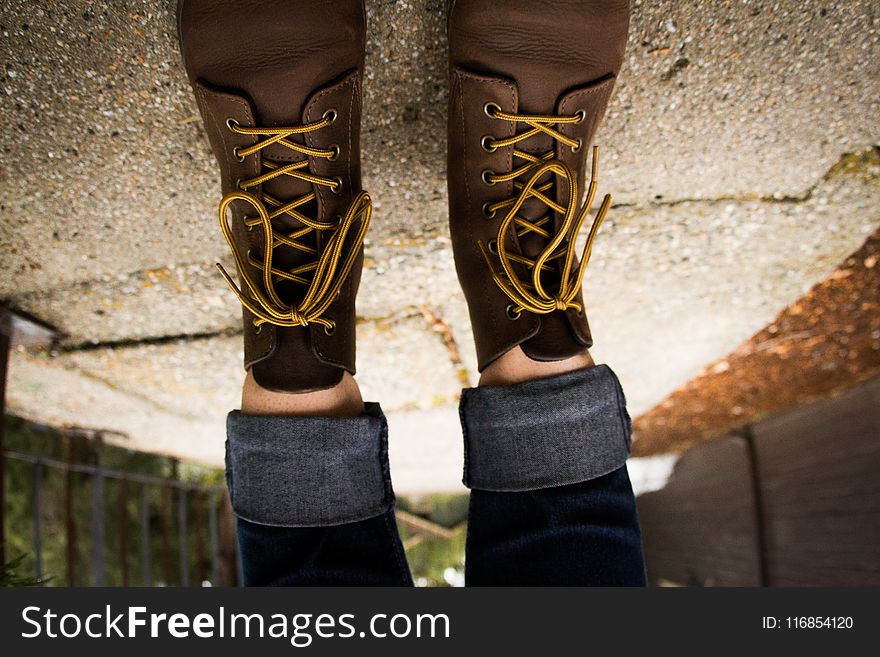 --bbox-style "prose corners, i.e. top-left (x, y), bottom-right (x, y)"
top-left (216, 112), bottom-right (371, 333)
top-left (480, 107), bottom-right (611, 318)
